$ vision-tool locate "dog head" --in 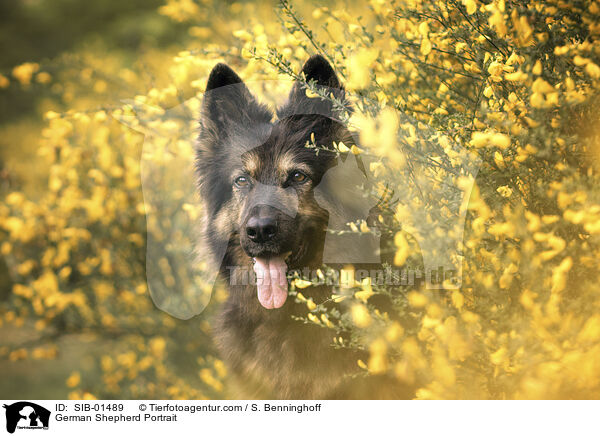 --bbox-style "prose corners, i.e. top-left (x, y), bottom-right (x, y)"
top-left (196, 55), bottom-right (357, 308)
